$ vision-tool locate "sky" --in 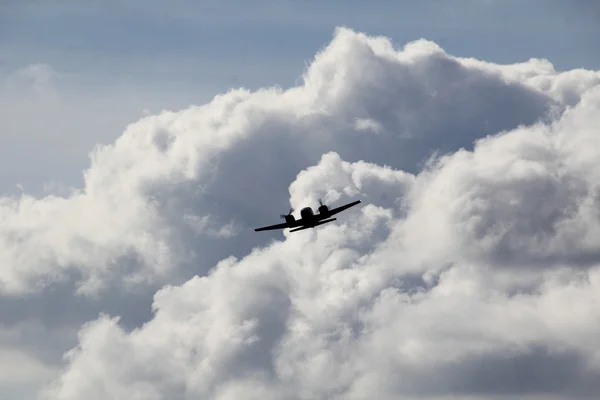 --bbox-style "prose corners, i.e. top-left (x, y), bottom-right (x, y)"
top-left (2, 1), bottom-right (600, 399)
